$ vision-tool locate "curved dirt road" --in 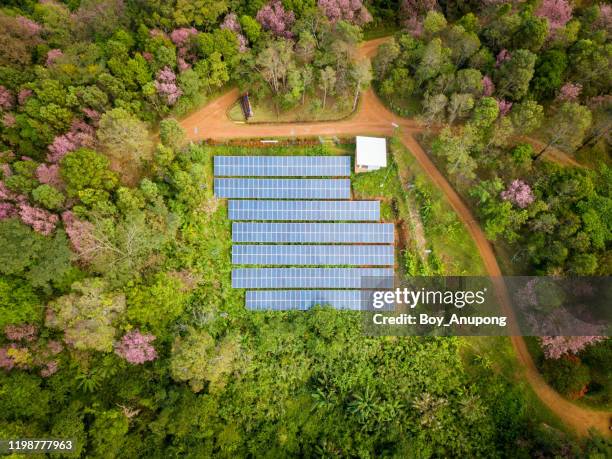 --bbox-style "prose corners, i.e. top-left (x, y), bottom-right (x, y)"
top-left (179, 41), bottom-right (610, 437)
